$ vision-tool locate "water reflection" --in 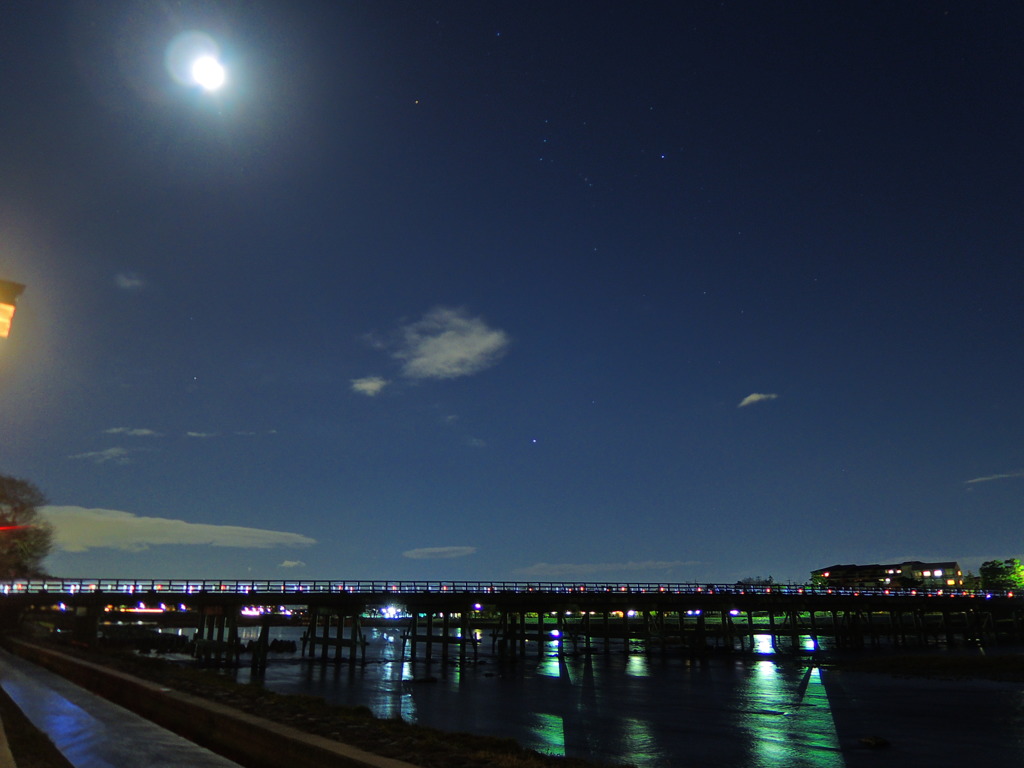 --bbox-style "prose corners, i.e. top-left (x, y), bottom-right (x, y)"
top-left (620, 716), bottom-right (659, 764)
top-left (530, 712), bottom-right (566, 755)
top-left (537, 647), bottom-right (566, 679)
top-left (199, 626), bottom-right (1024, 767)
top-left (739, 661), bottom-right (843, 767)
top-left (625, 654), bottom-right (650, 677)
